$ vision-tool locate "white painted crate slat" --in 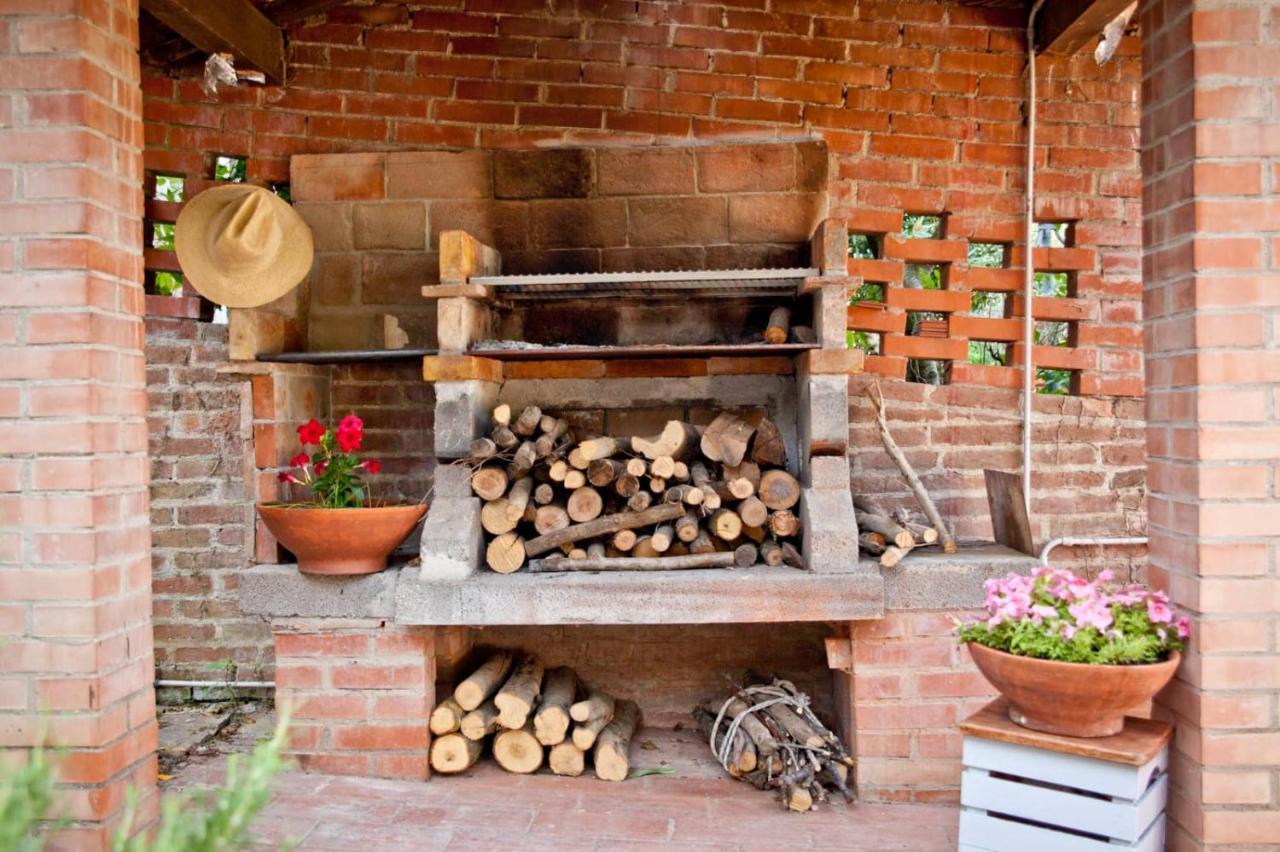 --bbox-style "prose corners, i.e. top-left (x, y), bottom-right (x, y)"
top-left (959, 699), bottom-right (1172, 852)
top-left (961, 767), bottom-right (1167, 842)
top-left (962, 736), bottom-right (1167, 800)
